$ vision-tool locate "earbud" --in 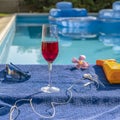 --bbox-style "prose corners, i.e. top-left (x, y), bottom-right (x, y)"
top-left (83, 73), bottom-right (92, 80)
